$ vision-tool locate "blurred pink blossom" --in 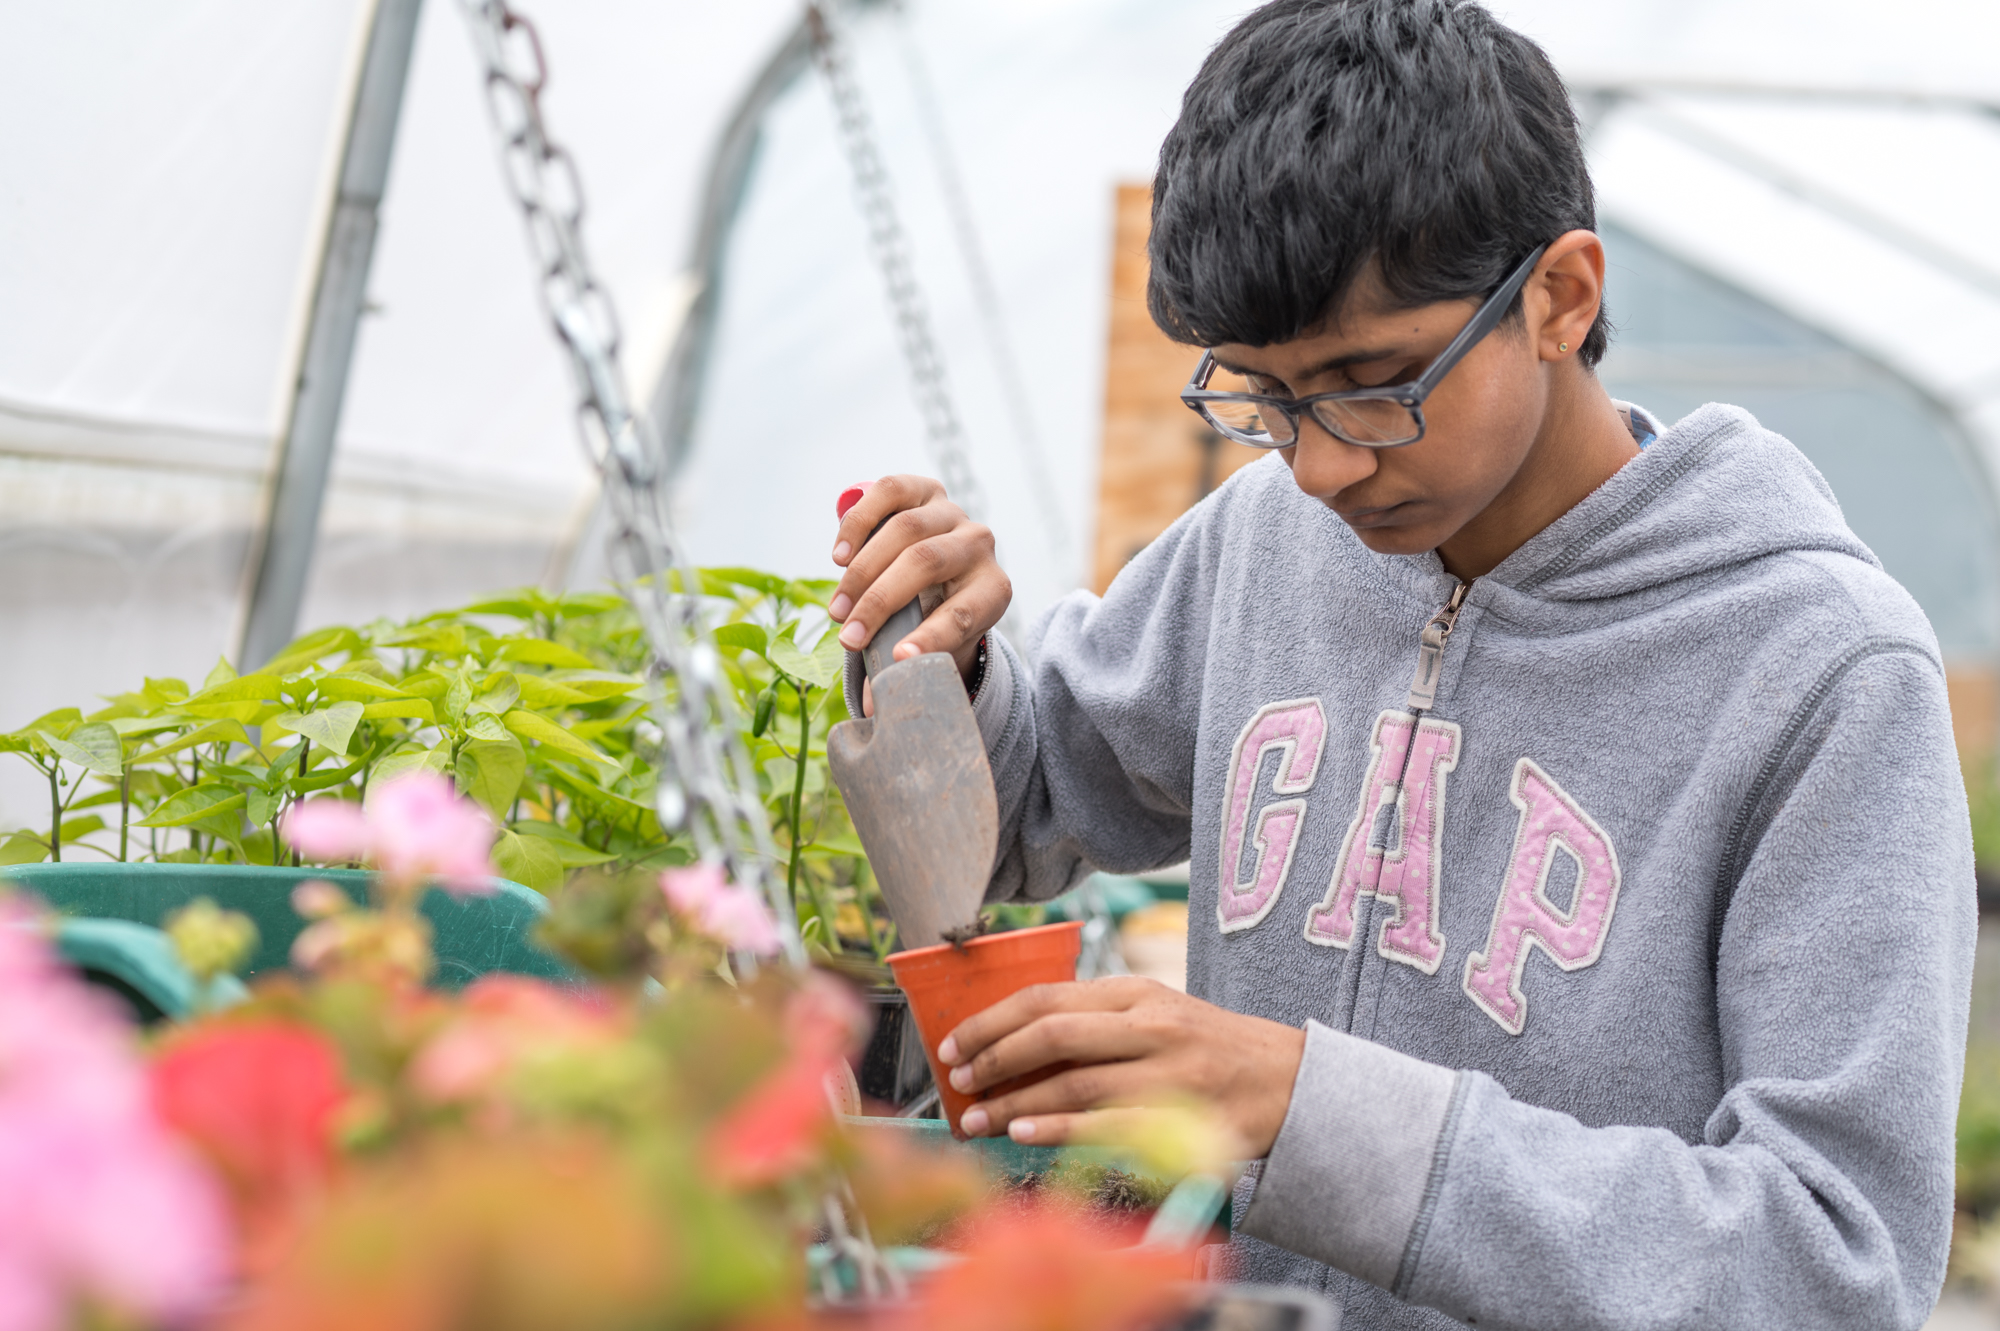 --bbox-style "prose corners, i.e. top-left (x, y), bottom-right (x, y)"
top-left (785, 970), bottom-right (869, 1062)
top-left (661, 865), bottom-right (781, 956)
top-left (289, 879), bottom-right (351, 922)
top-left (284, 772), bottom-right (497, 897)
top-left (279, 800), bottom-right (367, 865)
top-left (0, 897), bottom-right (231, 1331)
top-left (410, 976), bottom-right (617, 1105)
